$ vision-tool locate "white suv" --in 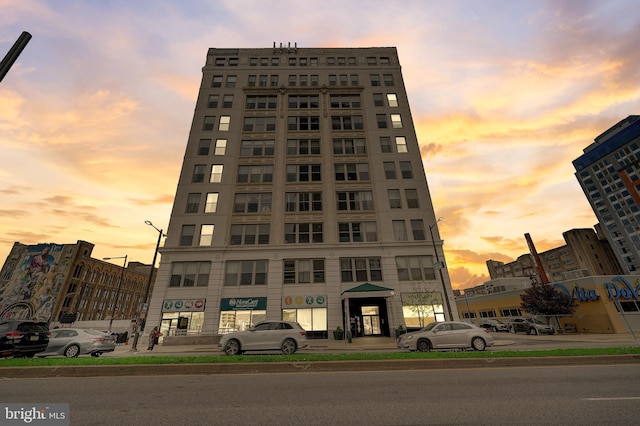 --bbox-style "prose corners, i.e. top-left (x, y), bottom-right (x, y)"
top-left (218, 321), bottom-right (308, 355)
